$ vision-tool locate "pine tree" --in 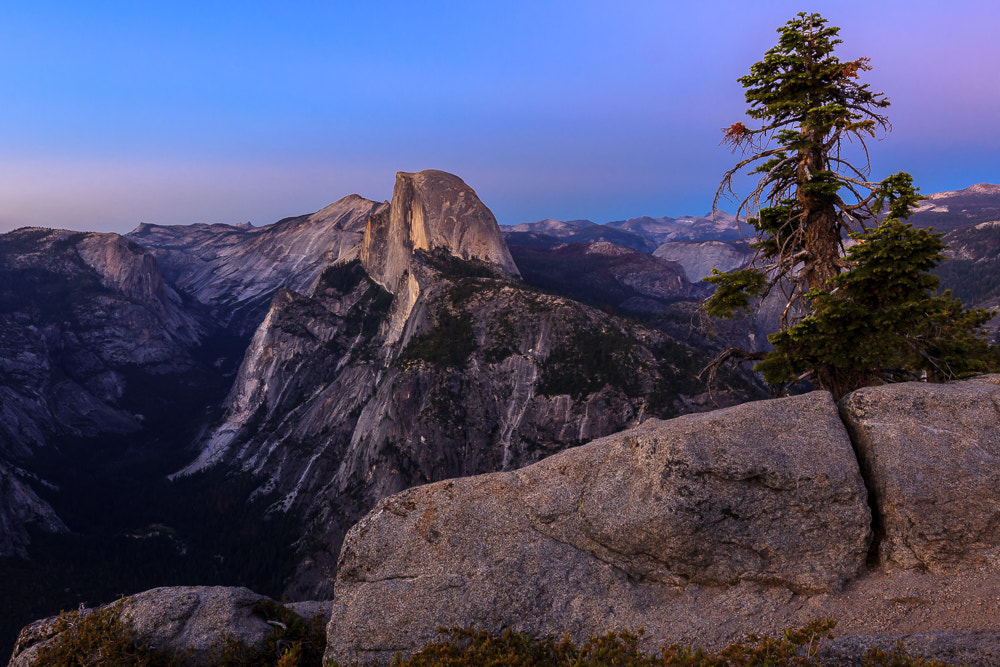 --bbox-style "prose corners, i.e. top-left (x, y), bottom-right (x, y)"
top-left (703, 13), bottom-right (997, 398)
top-left (755, 174), bottom-right (998, 398)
